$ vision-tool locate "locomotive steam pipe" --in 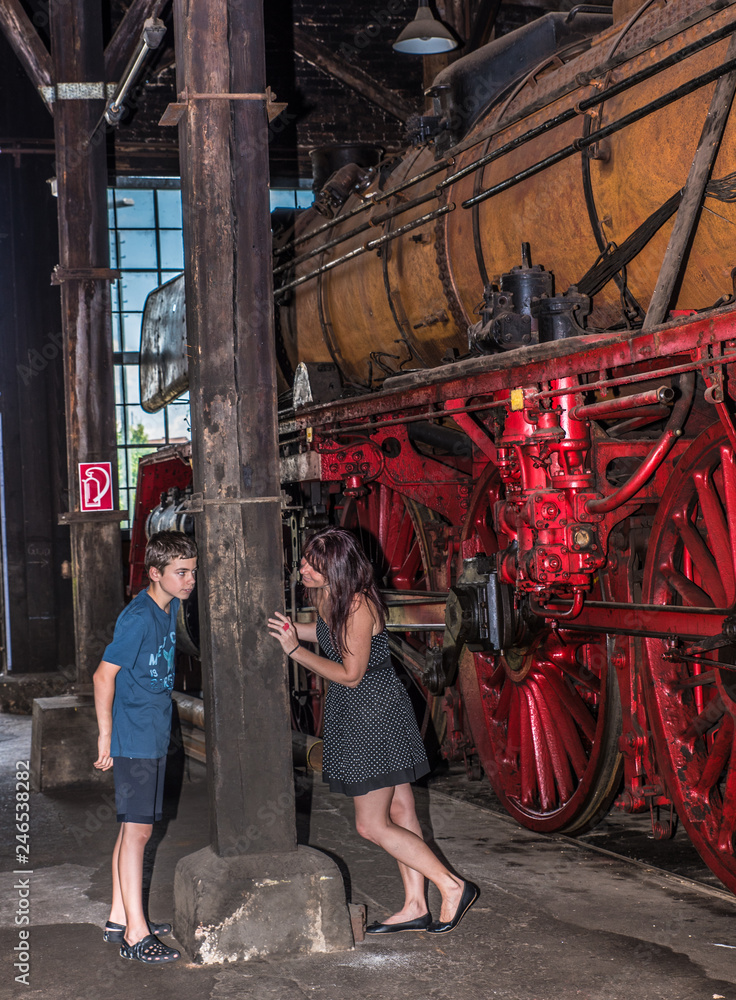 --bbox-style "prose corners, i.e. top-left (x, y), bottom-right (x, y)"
top-left (276, 9), bottom-right (736, 262)
top-left (570, 385), bottom-right (674, 421)
top-left (273, 188), bottom-right (441, 277)
top-left (444, 16), bottom-right (736, 188)
top-left (278, 55), bottom-right (736, 305)
top-left (604, 406), bottom-right (671, 435)
top-left (464, 51), bottom-right (736, 209)
top-left (586, 372), bottom-right (695, 514)
top-left (407, 421), bottom-right (473, 456)
top-left (530, 589), bottom-right (586, 621)
top-left (275, 158), bottom-right (452, 255)
top-left (274, 204), bottom-right (453, 298)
